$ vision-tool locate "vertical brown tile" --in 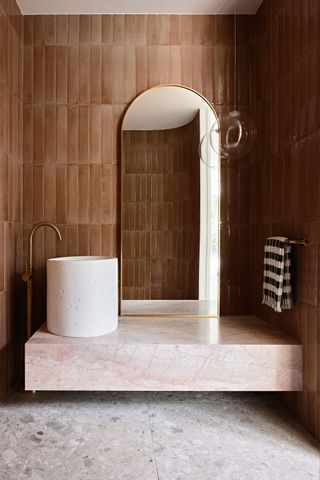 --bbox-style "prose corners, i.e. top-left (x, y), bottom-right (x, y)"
top-left (112, 46), bottom-right (125, 104)
top-left (23, 105), bottom-right (33, 164)
top-left (124, 15), bottom-right (137, 45)
top-left (169, 45), bottom-right (182, 85)
top-left (67, 105), bottom-right (79, 164)
top-left (90, 105), bottom-right (101, 164)
top-left (33, 45), bottom-right (45, 104)
top-left (0, 153), bottom-right (4, 221)
top-left (78, 165), bottom-right (90, 223)
top-left (23, 45), bottom-right (33, 103)
top-left (67, 165), bottom-right (78, 223)
top-left (135, 45), bottom-right (147, 95)
top-left (90, 224), bottom-right (101, 255)
top-left (56, 105), bottom-right (67, 163)
top-left (90, 15), bottom-right (102, 44)
top-left (34, 16), bottom-right (45, 45)
top-left (67, 224), bottom-right (78, 255)
top-left (68, 15), bottom-right (79, 45)
top-left (44, 227), bottom-right (57, 263)
top-left (101, 104), bottom-right (113, 163)
top-left (33, 105), bottom-right (44, 164)
top-left (57, 15), bottom-right (68, 44)
top-left (67, 46), bottom-right (79, 104)
top-left (44, 105), bottom-right (56, 164)
top-left (90, 165), bottom-right (101, 223)
top-left (79, 15), bottom-right (90, 45)
top-left (101, 224), bottom-right (115, 256)
top-left (78, 224), bottom-right (90, 254)
top-left (181, 16), bottom-right (194, 45)
top-left (79, 45), bottom-right (90, 104)
top-left (23, 166), bottom-right (33, 224)
top-left (135, 15), bottom-right (148, 45)
top-left (32, 165), bottom-right (44, 222)
top-left (102, 45), bottom-right (113, 103)
top-left (56, 165), bottom-right (67, 223)
top-left (90, 45), bottom-right (102, 102)
top-left (170, 15), bottom-right (181, 45)
top-left (45, 16), bottom-right (56, 45)
top-left (24, 16), bottom-right (34, 44)
top-left (79, 105), bottom-right (90, 163)
top-left (45, 46), bottom-right (56, 103)
top-left (44, 164), bottom-right (56, 222)
top-left (113, 15), bottom-right (124, 45)
top-left (101, 165), bottom-right (114, 223)
top-left (149, 45), bottom-right (170, 86)
top-left (101, 15), bottom-right (113, 45)
top-left (113, 105), bottom-right (125, 164)
top-left (56, 46), bottom-right (67, 104)
top-left (124, 45), bottom-right (136, 103)
top-left (147, 15), bottom-right (170, 45)
top-left (0, 222), bottom-right (4, 293)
